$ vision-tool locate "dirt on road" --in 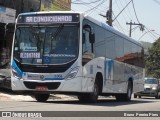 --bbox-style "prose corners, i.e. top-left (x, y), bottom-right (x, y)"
top-left (0, 88), bottom-right (76, 101)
